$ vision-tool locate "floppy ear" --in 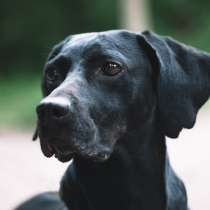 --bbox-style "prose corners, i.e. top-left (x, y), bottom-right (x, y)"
top-left (138, 31), bottom-right (210, 138)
